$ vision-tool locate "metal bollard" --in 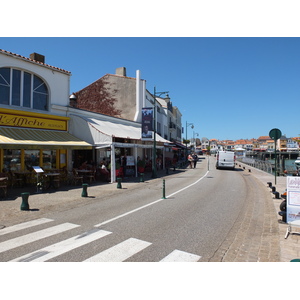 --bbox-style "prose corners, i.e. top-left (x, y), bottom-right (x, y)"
top-left (267, 182), bottom-right (272, 188)
top-left (81, 183), bottom-right (88, 197)
top-left (20, 192), bottom-right (30, 211)
top-left (271, 186), bottom-right (276, 193)
top-left (274, 191), bottom-right (280, 199)
top-left (117, 177), bottom-right (122, 189)
top-left (162, 179), bottom-right (166, 199)
top-left (140, 173), bottom-right (144, 182)
top-left (278, 211), bottom-right (286, 222)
